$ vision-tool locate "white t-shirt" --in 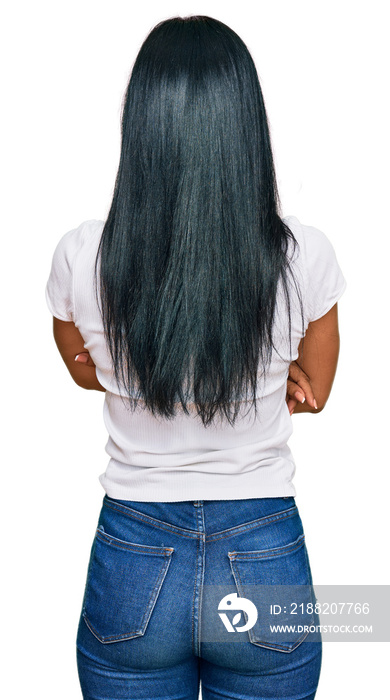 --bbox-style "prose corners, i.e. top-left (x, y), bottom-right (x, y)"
top-left (45, 216), bottom-right (347, 501)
